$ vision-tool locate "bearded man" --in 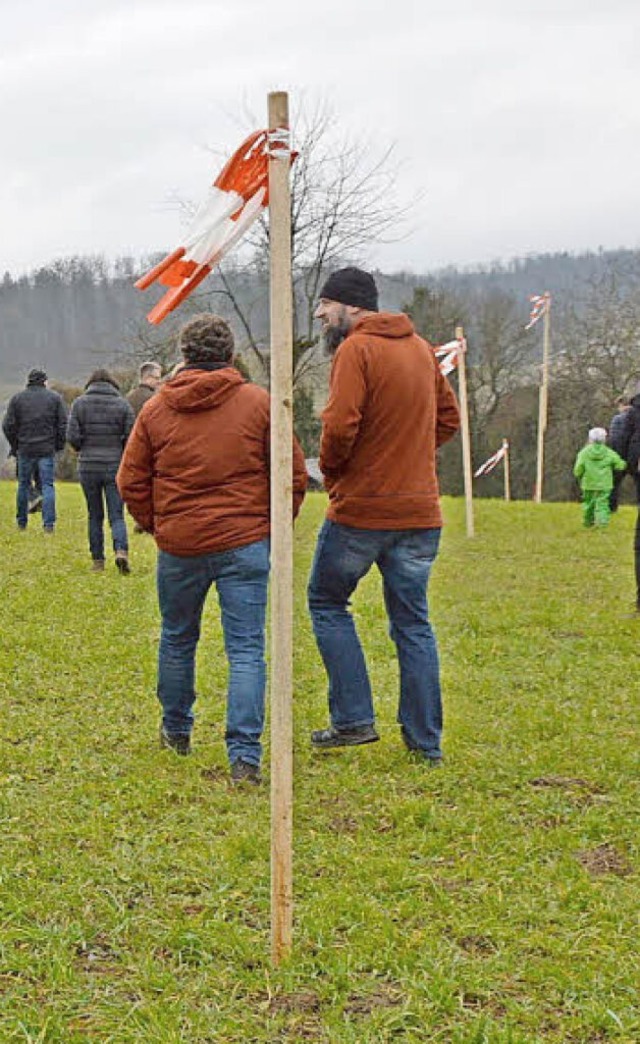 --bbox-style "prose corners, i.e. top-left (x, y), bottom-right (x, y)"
top-left (308, 267), bottom-right (460, 766)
